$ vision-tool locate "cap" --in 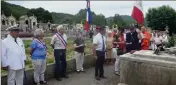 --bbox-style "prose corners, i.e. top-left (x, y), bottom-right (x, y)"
top-left (6, 24), bottom-right (22, 31)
